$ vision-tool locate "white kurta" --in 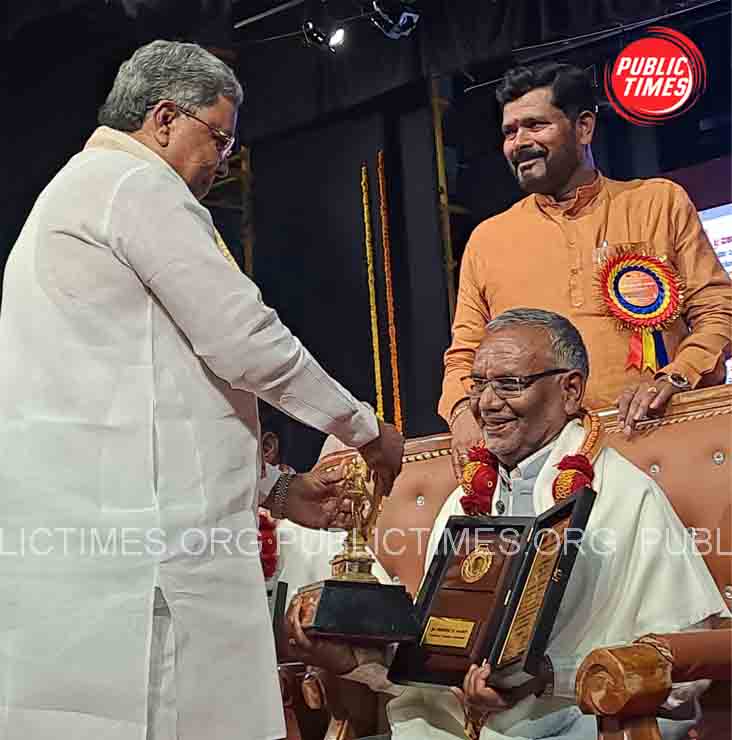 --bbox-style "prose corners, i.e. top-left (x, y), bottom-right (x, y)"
top-left (0, 127), bottom-right (378, 740)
